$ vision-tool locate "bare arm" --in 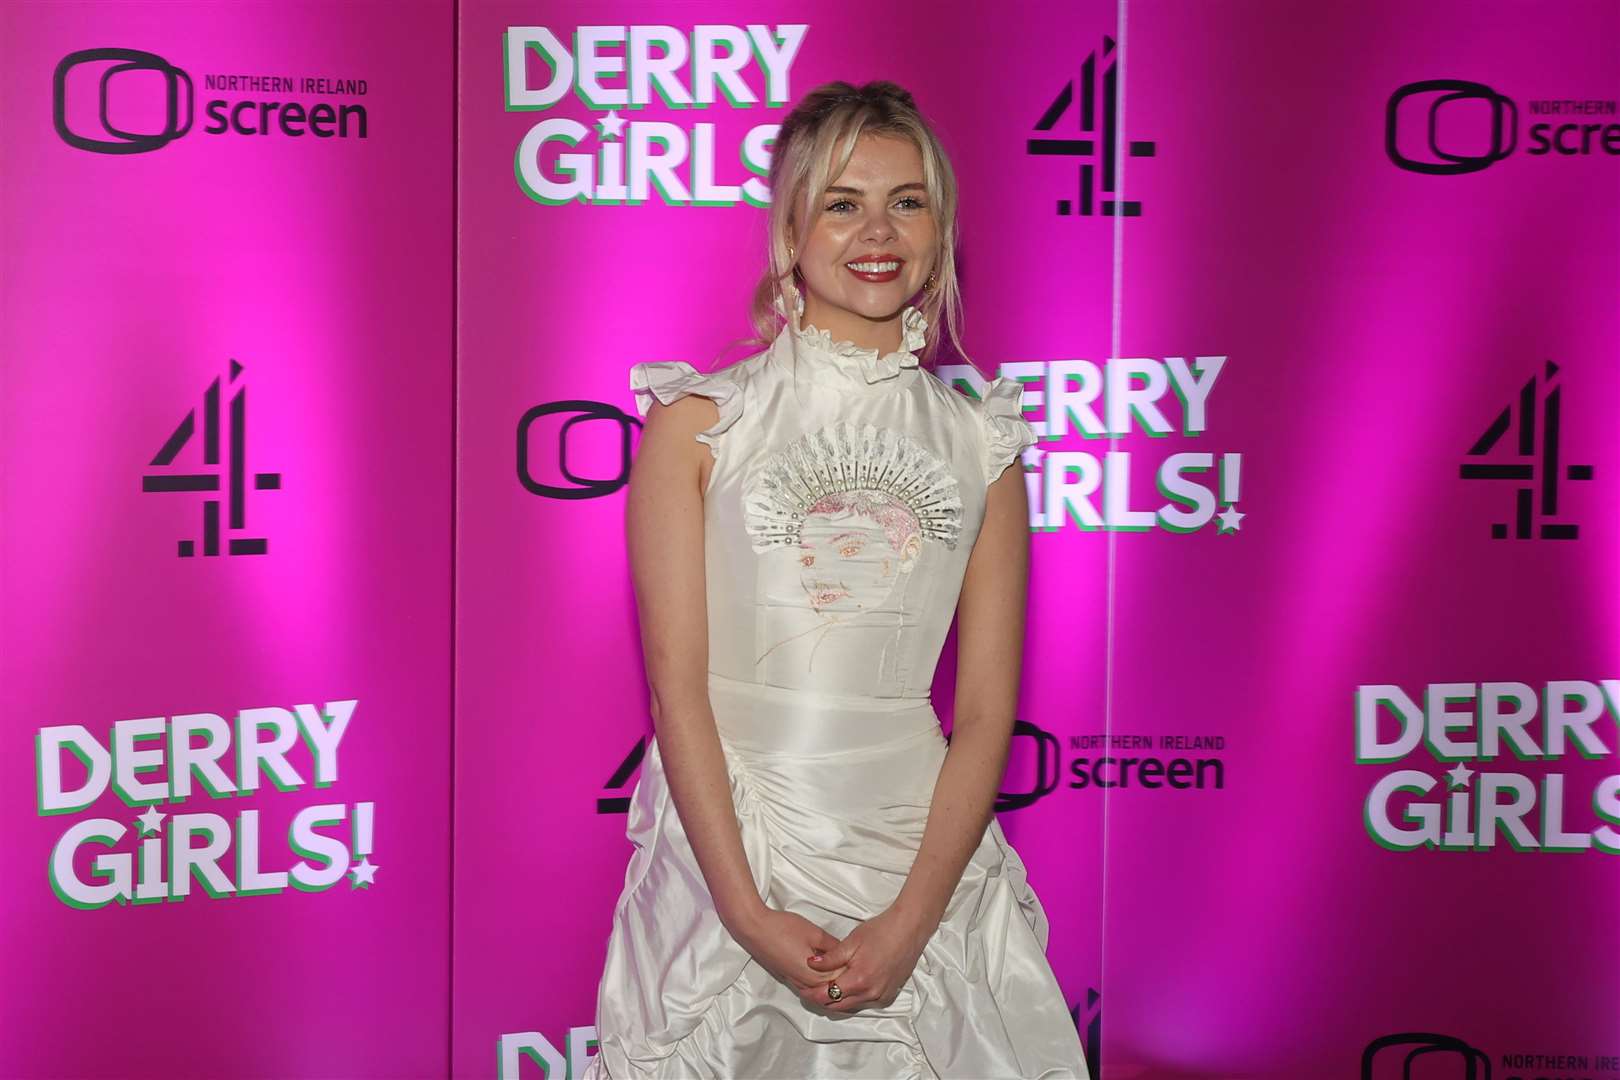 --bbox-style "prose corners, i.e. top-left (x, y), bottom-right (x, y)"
top-left (891, 460), bottom-right (1029, 932)
top-left (626, 391), bottom-right (841, 984)
top-left (625, 393), bottom-right (763, 931)
top-left (805, 461), bottom-right (1030, 1011)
